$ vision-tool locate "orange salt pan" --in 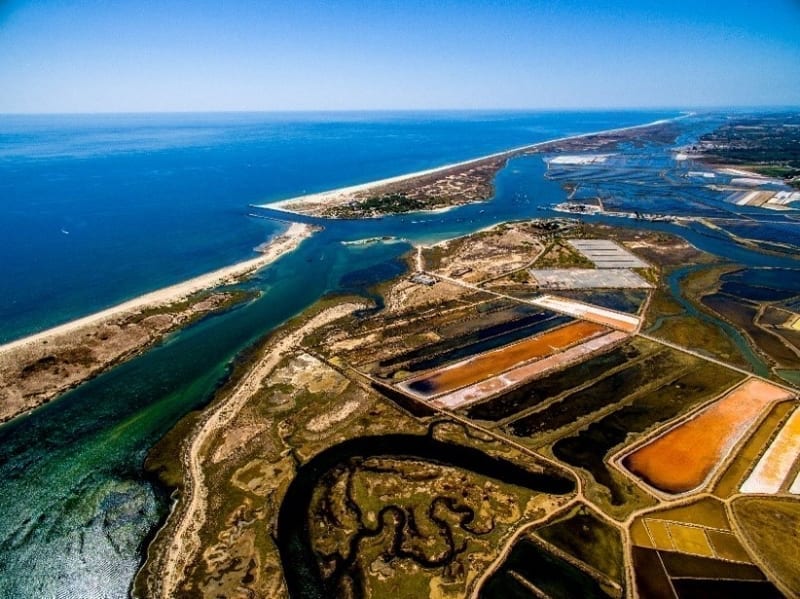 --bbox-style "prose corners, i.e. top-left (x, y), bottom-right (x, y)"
top-left (400, 320), bottom-right (608, 398)
top-left (622, 379), bottom-right (792, 494)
